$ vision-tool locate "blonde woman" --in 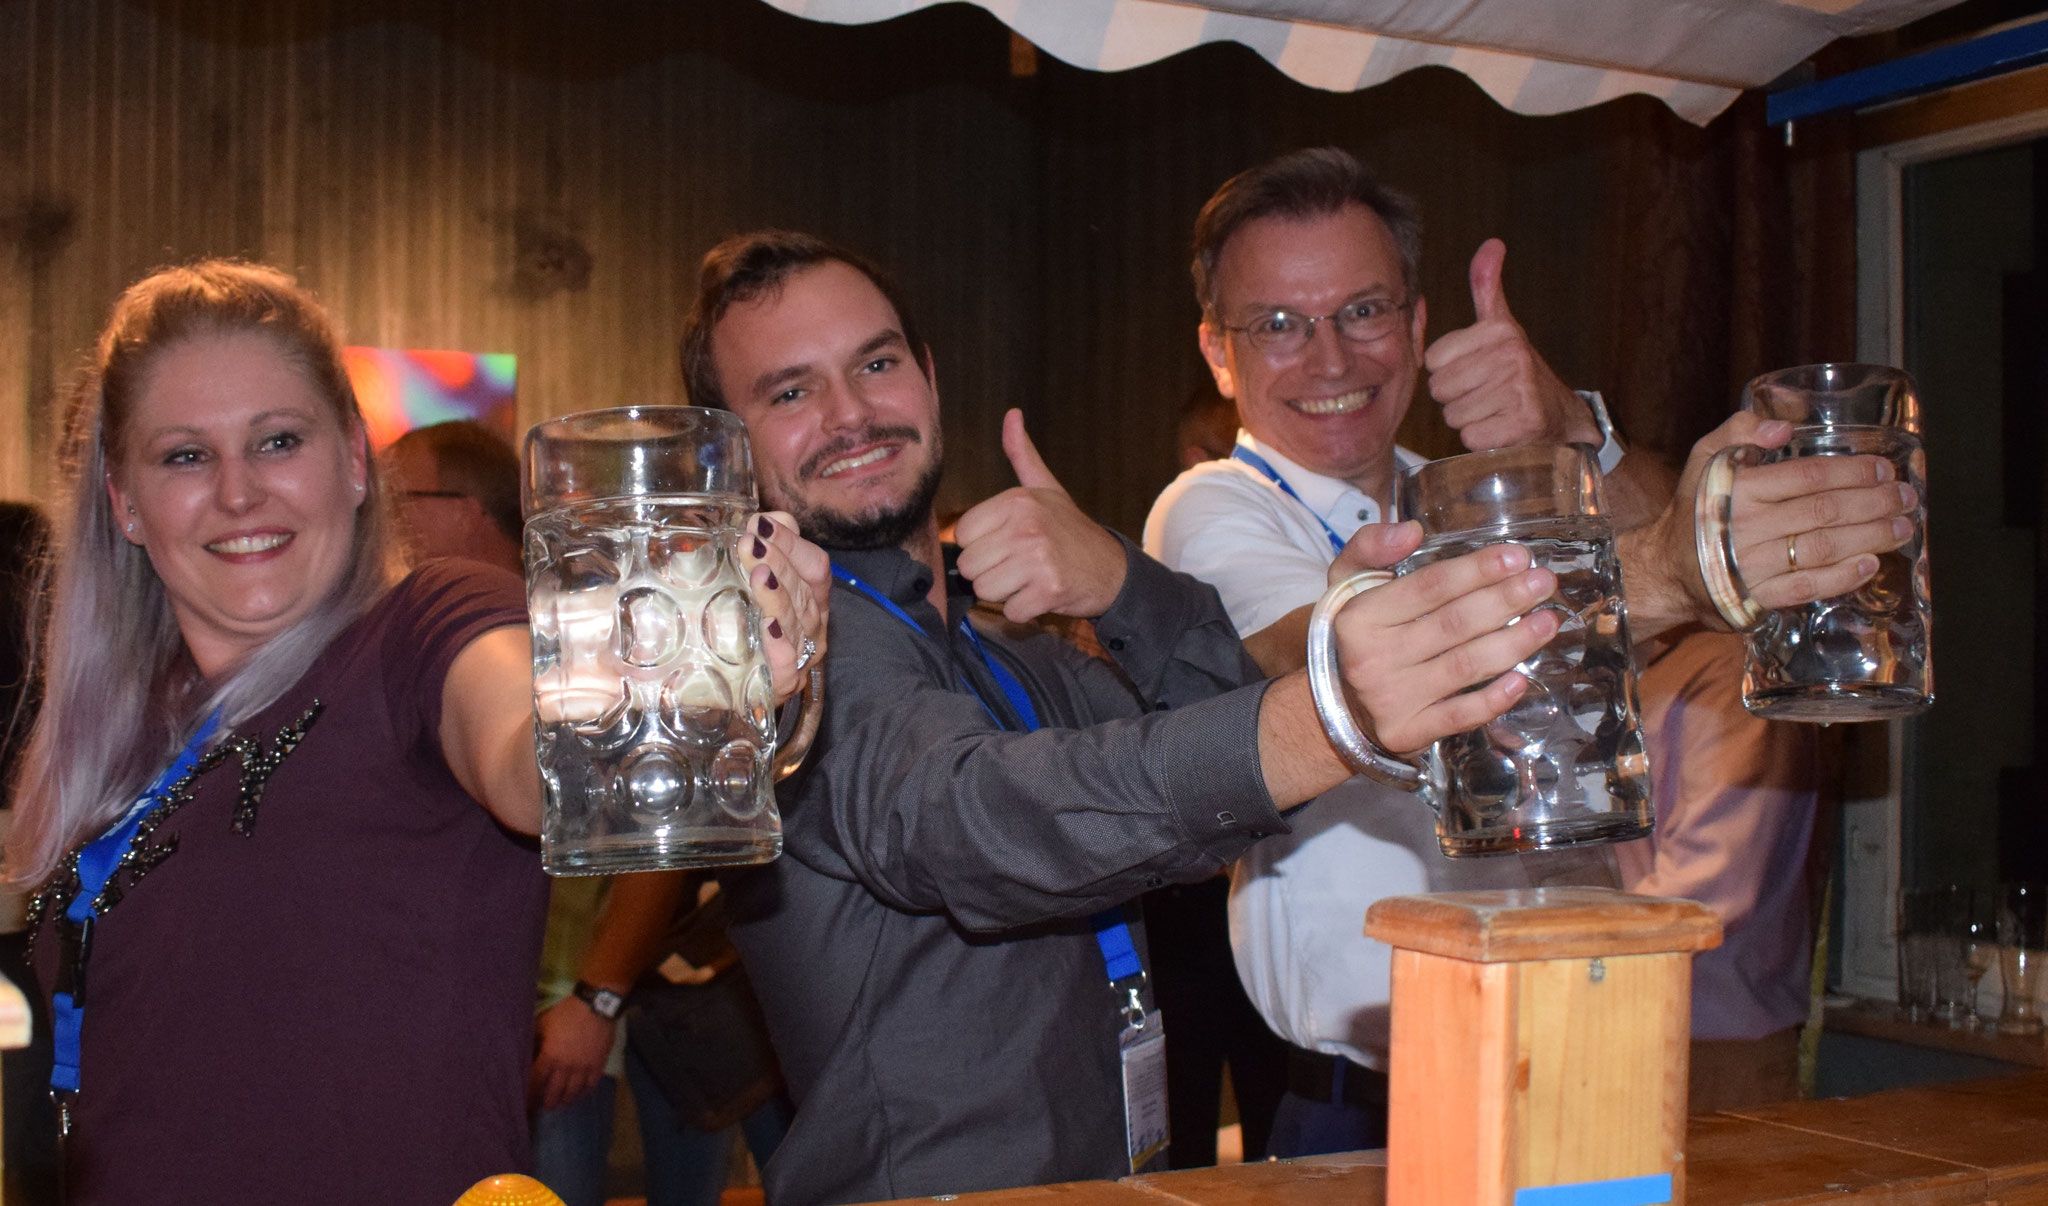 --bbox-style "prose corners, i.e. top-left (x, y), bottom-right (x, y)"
top-left (4, 260), bottom-right (826, 1206)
